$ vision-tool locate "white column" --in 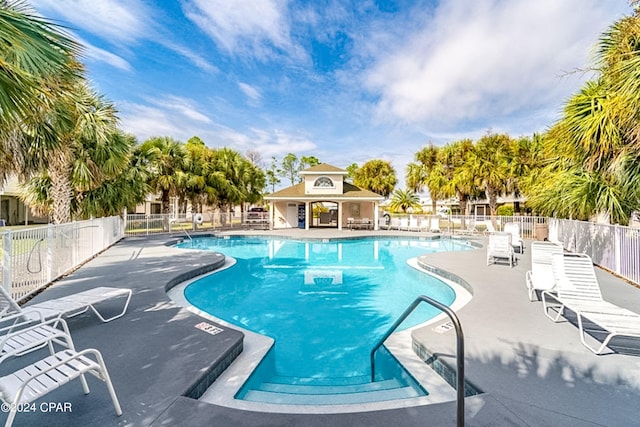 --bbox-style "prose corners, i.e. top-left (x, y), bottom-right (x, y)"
top-left (373, 202), bottom-right (379, 230)
top-left (305, 202), bottom-right (310, 230)
top-left (269, 201), bottom-right (274, 230)
top-left (337, 202), bottom-right (343, 230)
